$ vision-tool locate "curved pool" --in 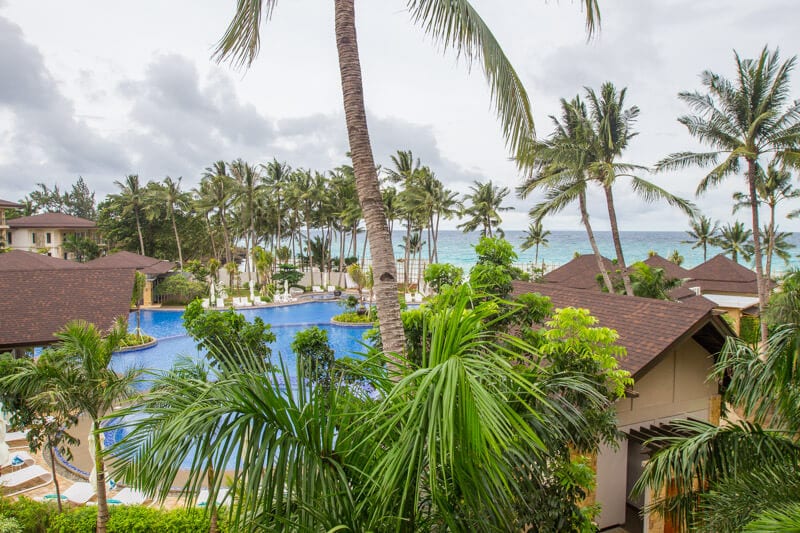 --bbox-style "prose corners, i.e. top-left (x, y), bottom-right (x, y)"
top-left (114, 302), bottom-right (372, 375)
